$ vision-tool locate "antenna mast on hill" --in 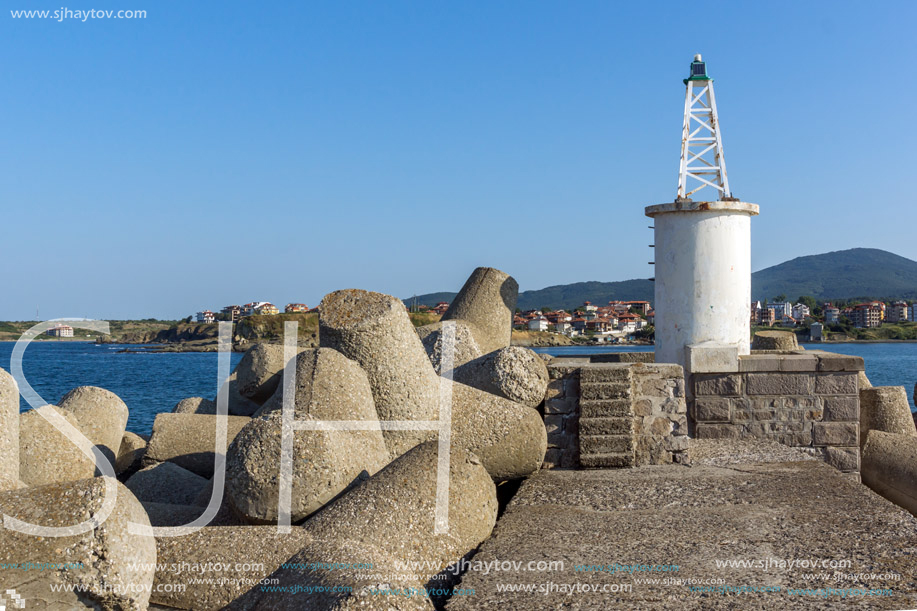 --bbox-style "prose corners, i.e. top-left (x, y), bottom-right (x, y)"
top-left (676, 54), bottom-right (732, 200)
